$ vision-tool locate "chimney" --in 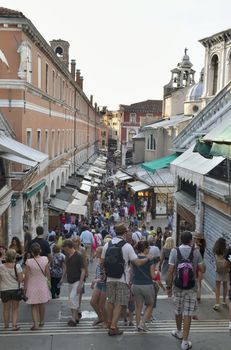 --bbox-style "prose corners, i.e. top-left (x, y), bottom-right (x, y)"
top-left (76, 69), bottom-right (81, 84)
top-left (90, 95), bottom-right (93, 105)
top-left (71, 60), bottom-right (76, 79)
top-left (79, 76), bottom-right (84, 89)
